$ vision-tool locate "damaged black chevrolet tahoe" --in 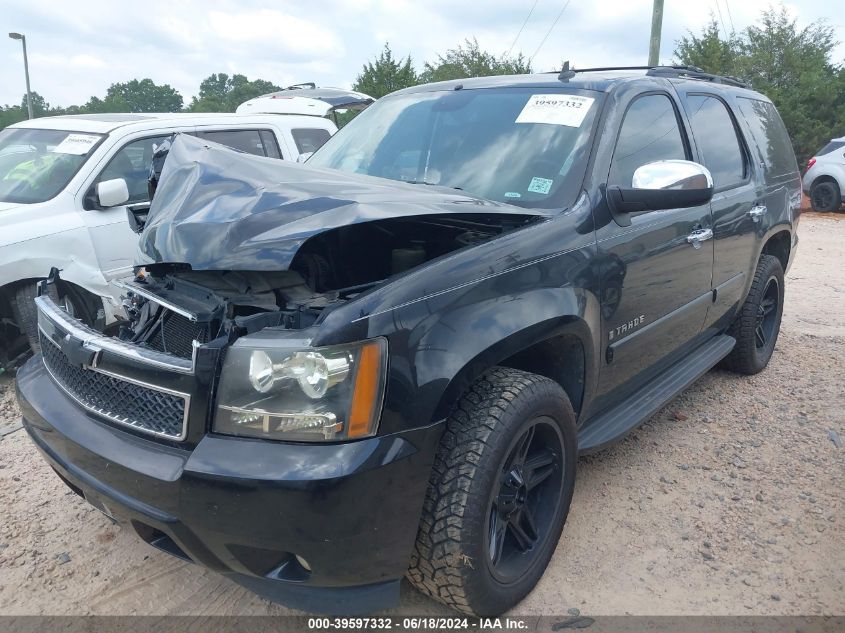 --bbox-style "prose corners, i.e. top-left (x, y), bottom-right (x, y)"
top-left (17, 67), bottom-right (800, 616)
